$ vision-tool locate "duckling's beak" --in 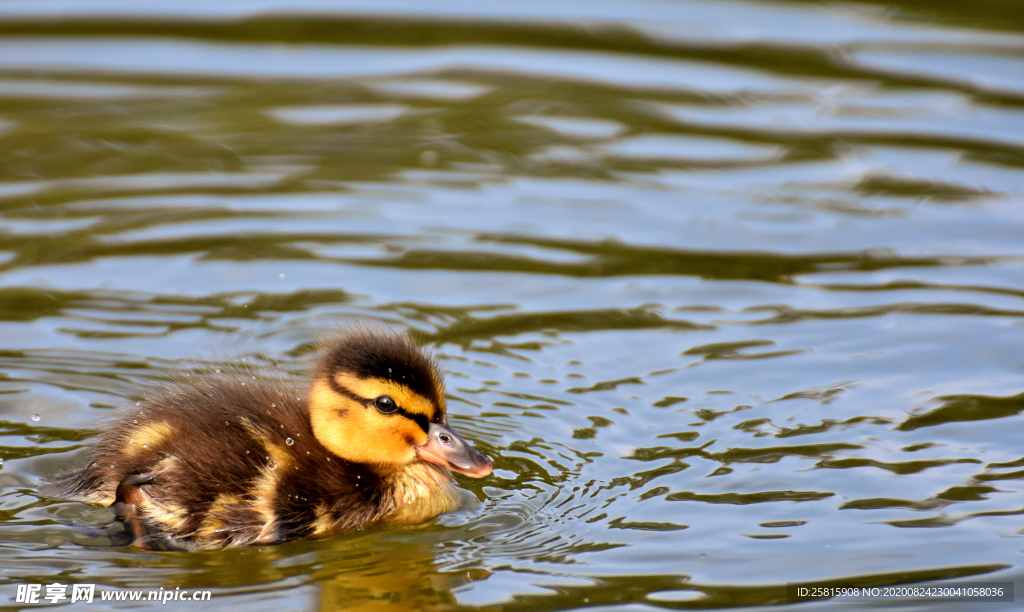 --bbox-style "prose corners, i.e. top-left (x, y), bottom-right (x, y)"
top-left (415, 423), bottom-right (492, 478)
